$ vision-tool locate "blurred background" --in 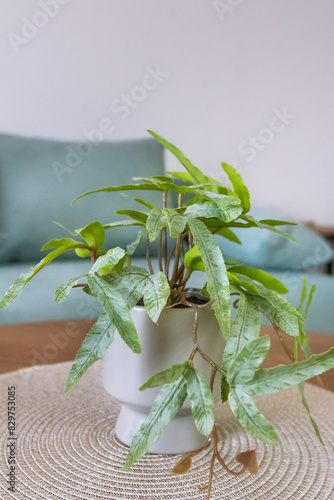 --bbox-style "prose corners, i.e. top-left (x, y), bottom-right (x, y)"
top-left (1, 0), bottom-right (333, 224)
